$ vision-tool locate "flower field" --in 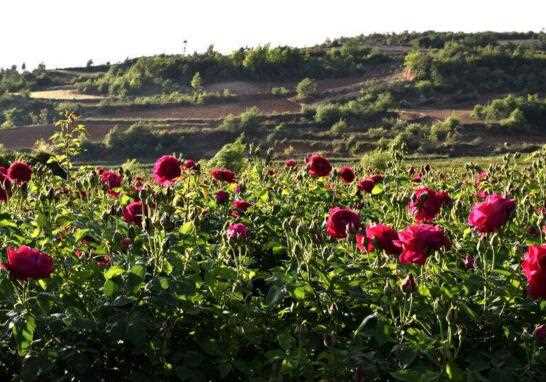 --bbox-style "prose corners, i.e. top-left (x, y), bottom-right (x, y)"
top-left (1, 120), bottom-right (546, 380)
